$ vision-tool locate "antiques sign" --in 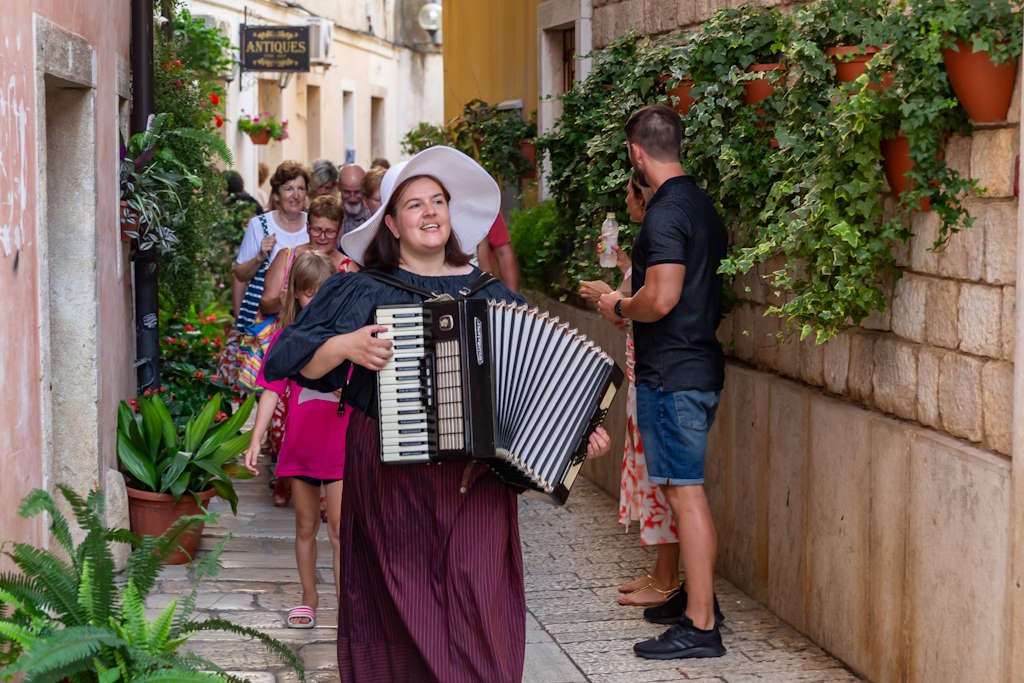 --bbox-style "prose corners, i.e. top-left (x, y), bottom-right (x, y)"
top-left (241, 25), bottom-right (310, 72)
